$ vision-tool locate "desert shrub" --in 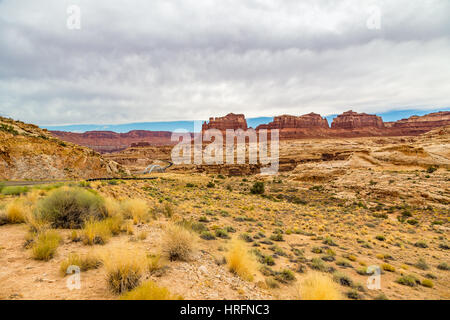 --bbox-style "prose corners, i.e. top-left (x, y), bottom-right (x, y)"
top-left (346, 289), bottom-right (361, 300)
top-left (375, 235), bottom-right (386, 241)
top-left (82, 219), bottom-right (112, 245)
top-left (336, 259), bottom-right (352, 268)
top-left (176, 219), bottom-right (207, 233)
top-left (323, 237), bottom-right (337, 246)
top-left (250, 182), bottom-right (264, 195)
top-left (37, 187), bottom-right (107, 228)
top-left (137, 231), bottom-right (148, 240)
top-left (162, 223), bottom-right (196, 261)
top-left (311, 247), bottom-right (323, 254)
top-left (104, 215), bottom-right (123, 236)
top-left (59, 253), bottom-right (102, 276)
top-left (200, 231), bottom-right (216, 240)
top-left (275, 269), bottom-right (295, 283)
top-left (265, 277), bottom-right (279, 289)
top-left (104, 197), bottom-right (122, 218)
top-left (310, 258), bottom-right (332, 272)
top-left (5, 199), bottom-right (29, 223)
top-left (121, 199), bottom-right (149, 224)
top-left (421, 279), bottom-right (434, 288)
top-left (1, 186), bottom-right (30, 196)
top-left (147, 254), bottom-right (165, 274)
top-left (396, 275), bottom-right (420, 287)
top-left (381, 263), bottom-right (396, 272)
top-left (226, 238), bottom-right (257, 281)
top-left (120, 281), bottom-right (182, 300)
top-left (414, 240), bottom-right (428, 248)
top-left (103, 248), bottom-right (147, 294)
top-left (269, 233), bottom-right (284, 241)
top-left (31, 230), bottom-right (62, 261)
top-left (298, 272), bottom-right (342, 300)
top-left (426, 166), bottom-right (437, 173)
top-left (239, 233), bottom-right (254, 242)
top-left (414, 258), bottom-right (429, 270)
top-left (333, 272), bottom-right (354, 287)
top-left (206, 181), bottom-right (215, 188)
top-left (261, 255), bottom-right (275, 266)
top-left (437, 262), bottom-right (450, 270)
top-left (215, 228), bottom-right (230, 239)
